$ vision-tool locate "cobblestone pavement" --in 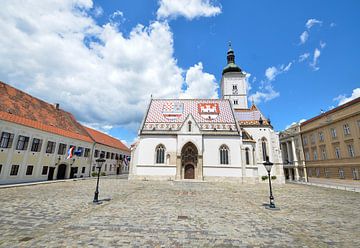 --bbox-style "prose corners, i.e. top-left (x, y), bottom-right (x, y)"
top-left (0, 178), bottom-right (359, 248)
